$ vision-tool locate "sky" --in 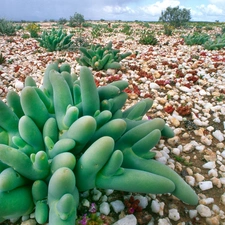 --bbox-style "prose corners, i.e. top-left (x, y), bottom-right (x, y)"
top-left (0, 0), bottom-right (225, 22)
